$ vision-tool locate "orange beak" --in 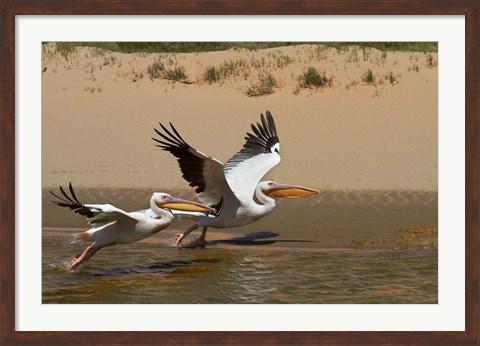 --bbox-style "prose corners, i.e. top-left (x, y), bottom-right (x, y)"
top-left (264, 184), bottom-right (319, 199)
